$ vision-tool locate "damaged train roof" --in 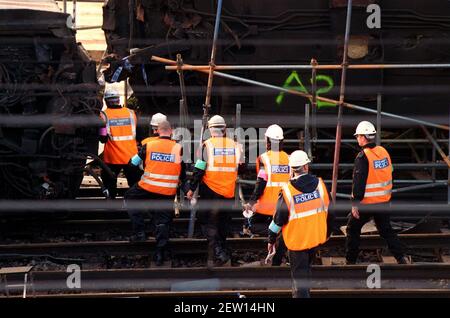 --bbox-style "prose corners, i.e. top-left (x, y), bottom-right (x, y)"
top-left (0, 0), bottom-right (70, 32)
top-left (0, 0), bottom-right (61, 12)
